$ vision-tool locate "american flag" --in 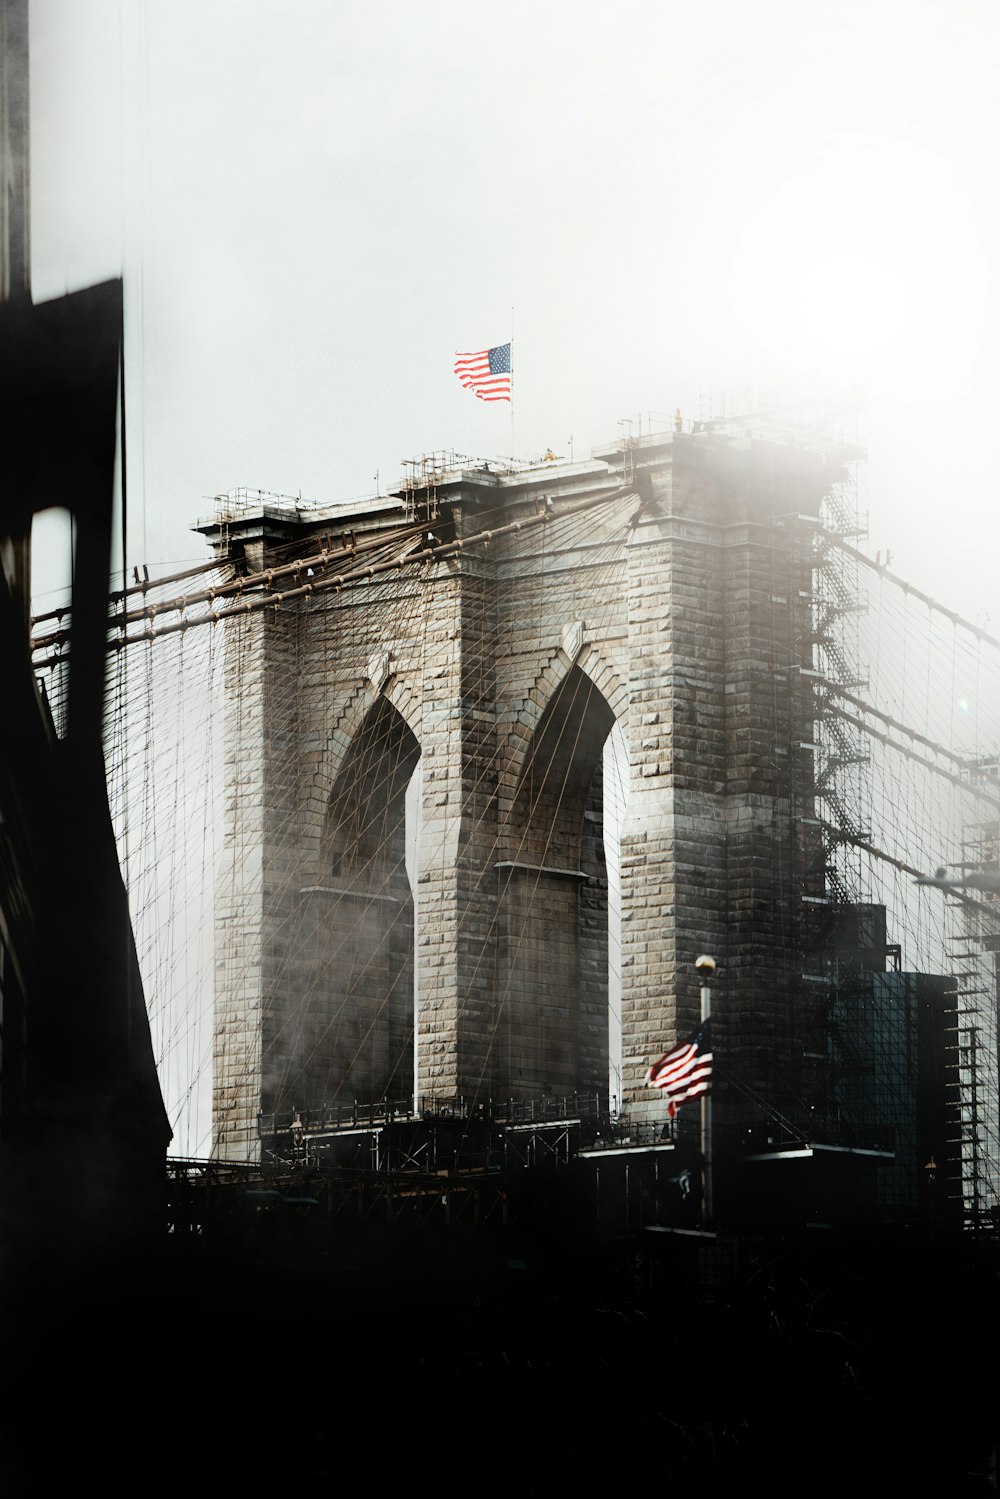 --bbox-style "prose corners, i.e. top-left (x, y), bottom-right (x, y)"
top-left (454, 342), bottom-right (512, 402)
top-left (645, 1022), bottom-right (712, 1117)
